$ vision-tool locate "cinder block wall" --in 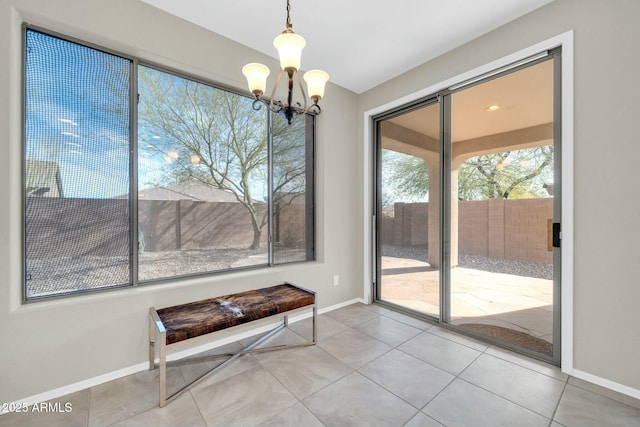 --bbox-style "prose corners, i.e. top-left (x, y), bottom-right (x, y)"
top-left (384, 198), bottom-right (553, 263)
top-left (458, 201), bottom-right (489, 257)
top-left (25, 198), bottom-right (309, 257)
top-left (503, 198), bottom-right (553, 263)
